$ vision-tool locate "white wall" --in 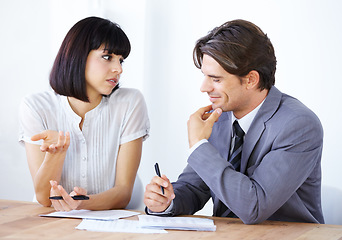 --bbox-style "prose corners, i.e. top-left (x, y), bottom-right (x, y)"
top-left (1, 0), bottom-right (341, 224)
